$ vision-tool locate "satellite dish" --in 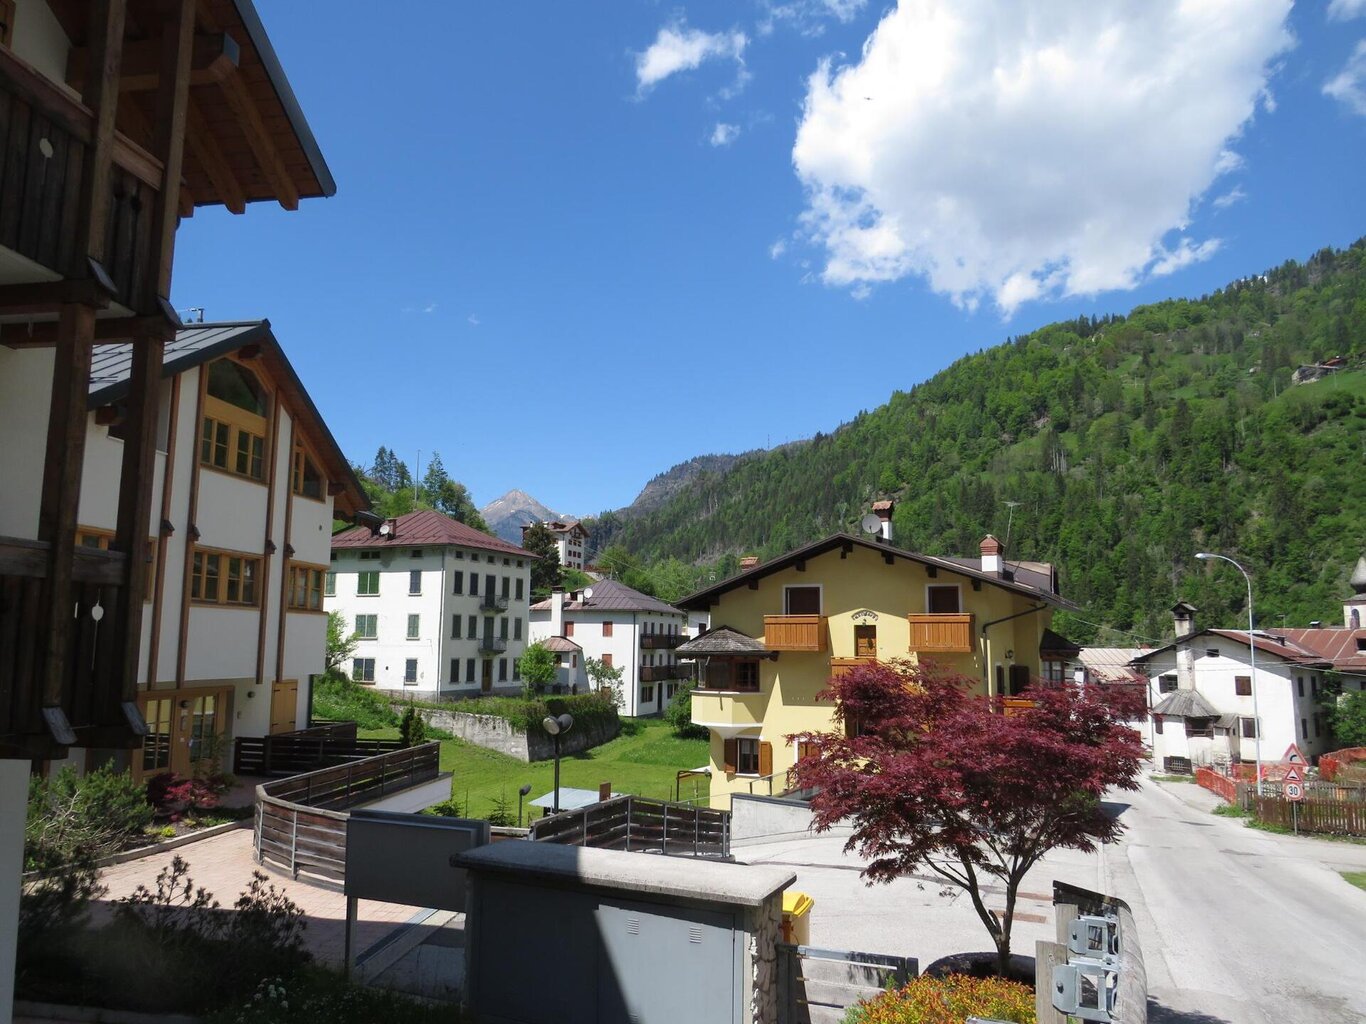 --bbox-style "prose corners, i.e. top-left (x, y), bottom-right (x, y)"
top-left (378, 522), bottom-right (391, 536)
top-left (860, 514), bottom-right (882, 535)
top-left (583, 587), bottom-right (594, 601)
